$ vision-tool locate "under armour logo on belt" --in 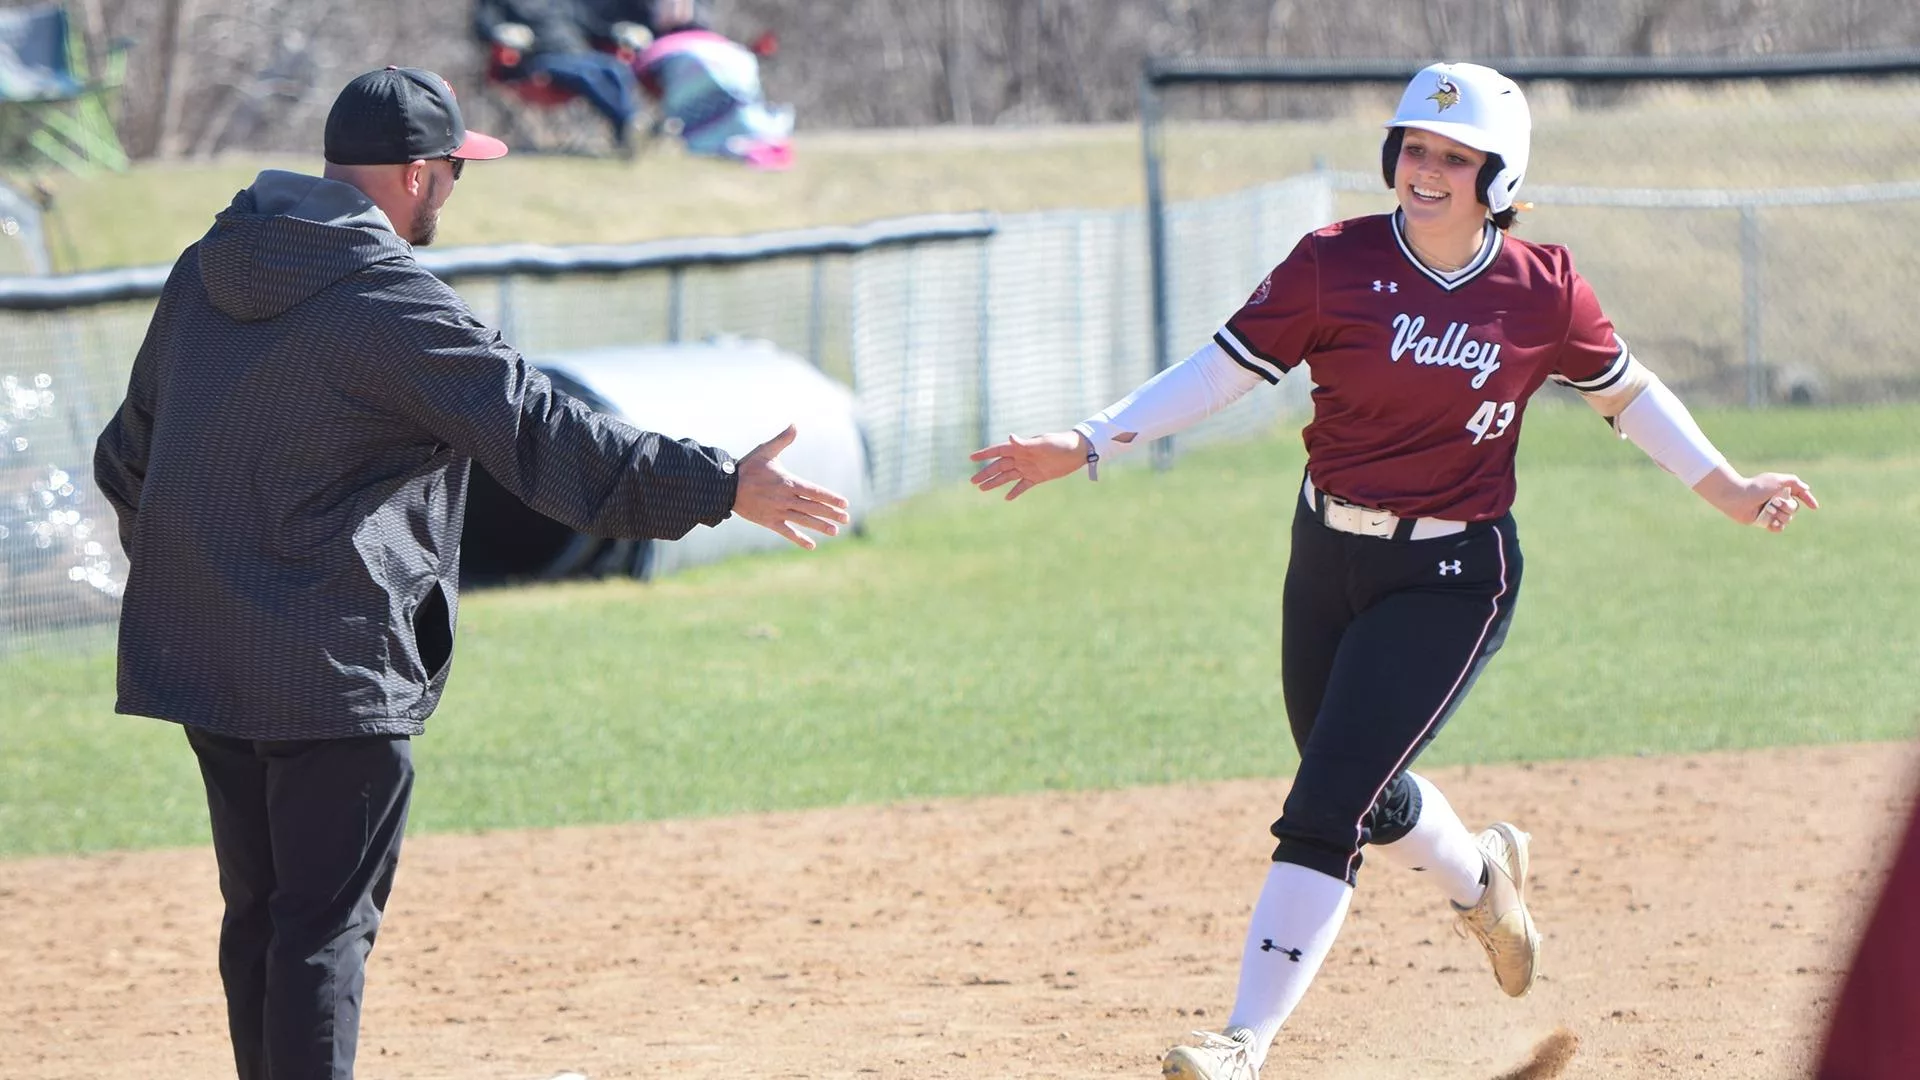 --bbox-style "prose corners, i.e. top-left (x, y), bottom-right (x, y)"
top-left (1438, 559), bottom-right (1463, 576)
top-left (1372, 279), bottom-right (1399, 293)
top-left (1260, 939), bottom-right (1304, 961)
